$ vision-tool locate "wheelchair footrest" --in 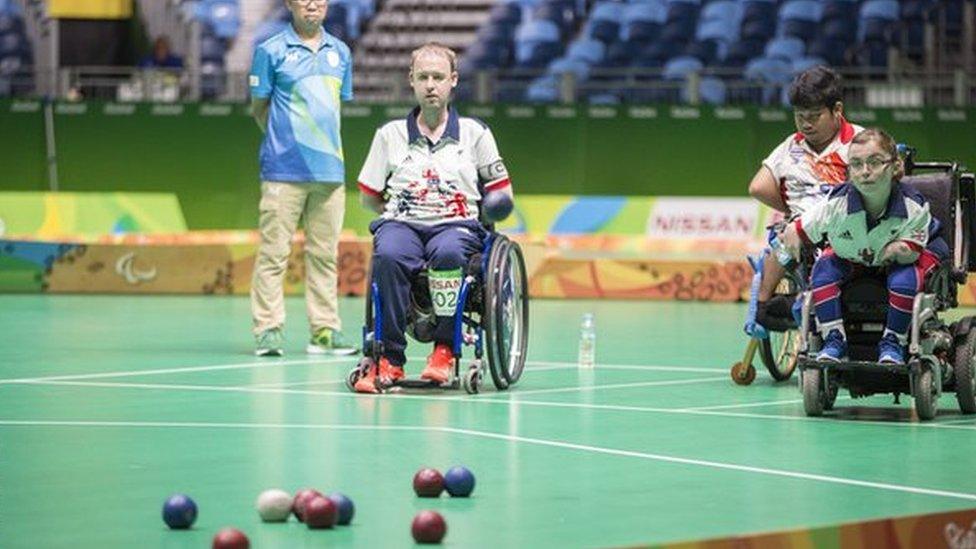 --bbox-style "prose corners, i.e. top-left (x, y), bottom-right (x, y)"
top-left (391, 378), bottom-right (458, 390)
top-left (798, 358), bottom-right (910, 376)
